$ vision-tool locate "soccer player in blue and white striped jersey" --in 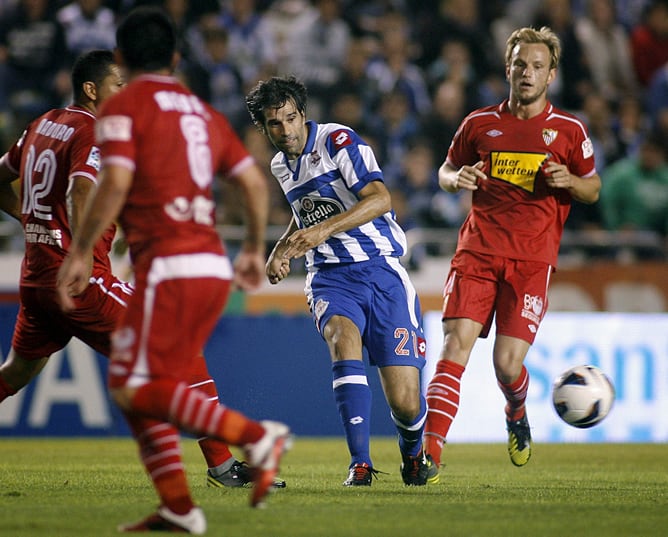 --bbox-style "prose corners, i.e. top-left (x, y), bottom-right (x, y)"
top-left (246, 76), bottom-right (438, 487)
